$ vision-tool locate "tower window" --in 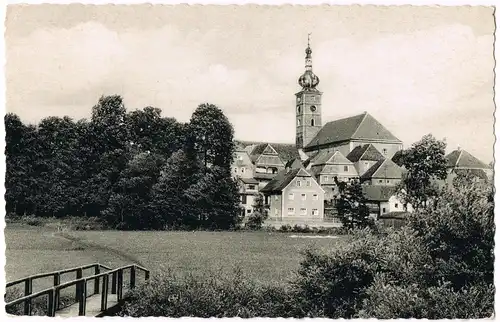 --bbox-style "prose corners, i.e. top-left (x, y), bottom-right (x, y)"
top-left (297, 106), bottom-right (301, 113)
top-left (297, 119), bottom-right (301, 126)
top-left (311, 119), bottom-right (315, 126)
